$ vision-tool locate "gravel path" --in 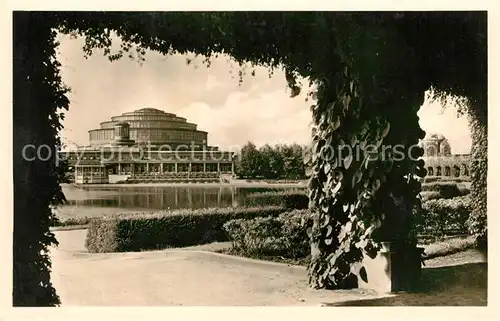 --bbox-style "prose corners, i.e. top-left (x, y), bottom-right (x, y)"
top-left (50, 230), bottom-right (487, 306)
